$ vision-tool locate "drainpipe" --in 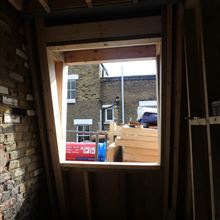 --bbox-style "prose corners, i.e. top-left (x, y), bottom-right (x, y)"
top-left (121, 66), bottom-right (125, 124)
top-left (99, 109), bottom-right (102, 131)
